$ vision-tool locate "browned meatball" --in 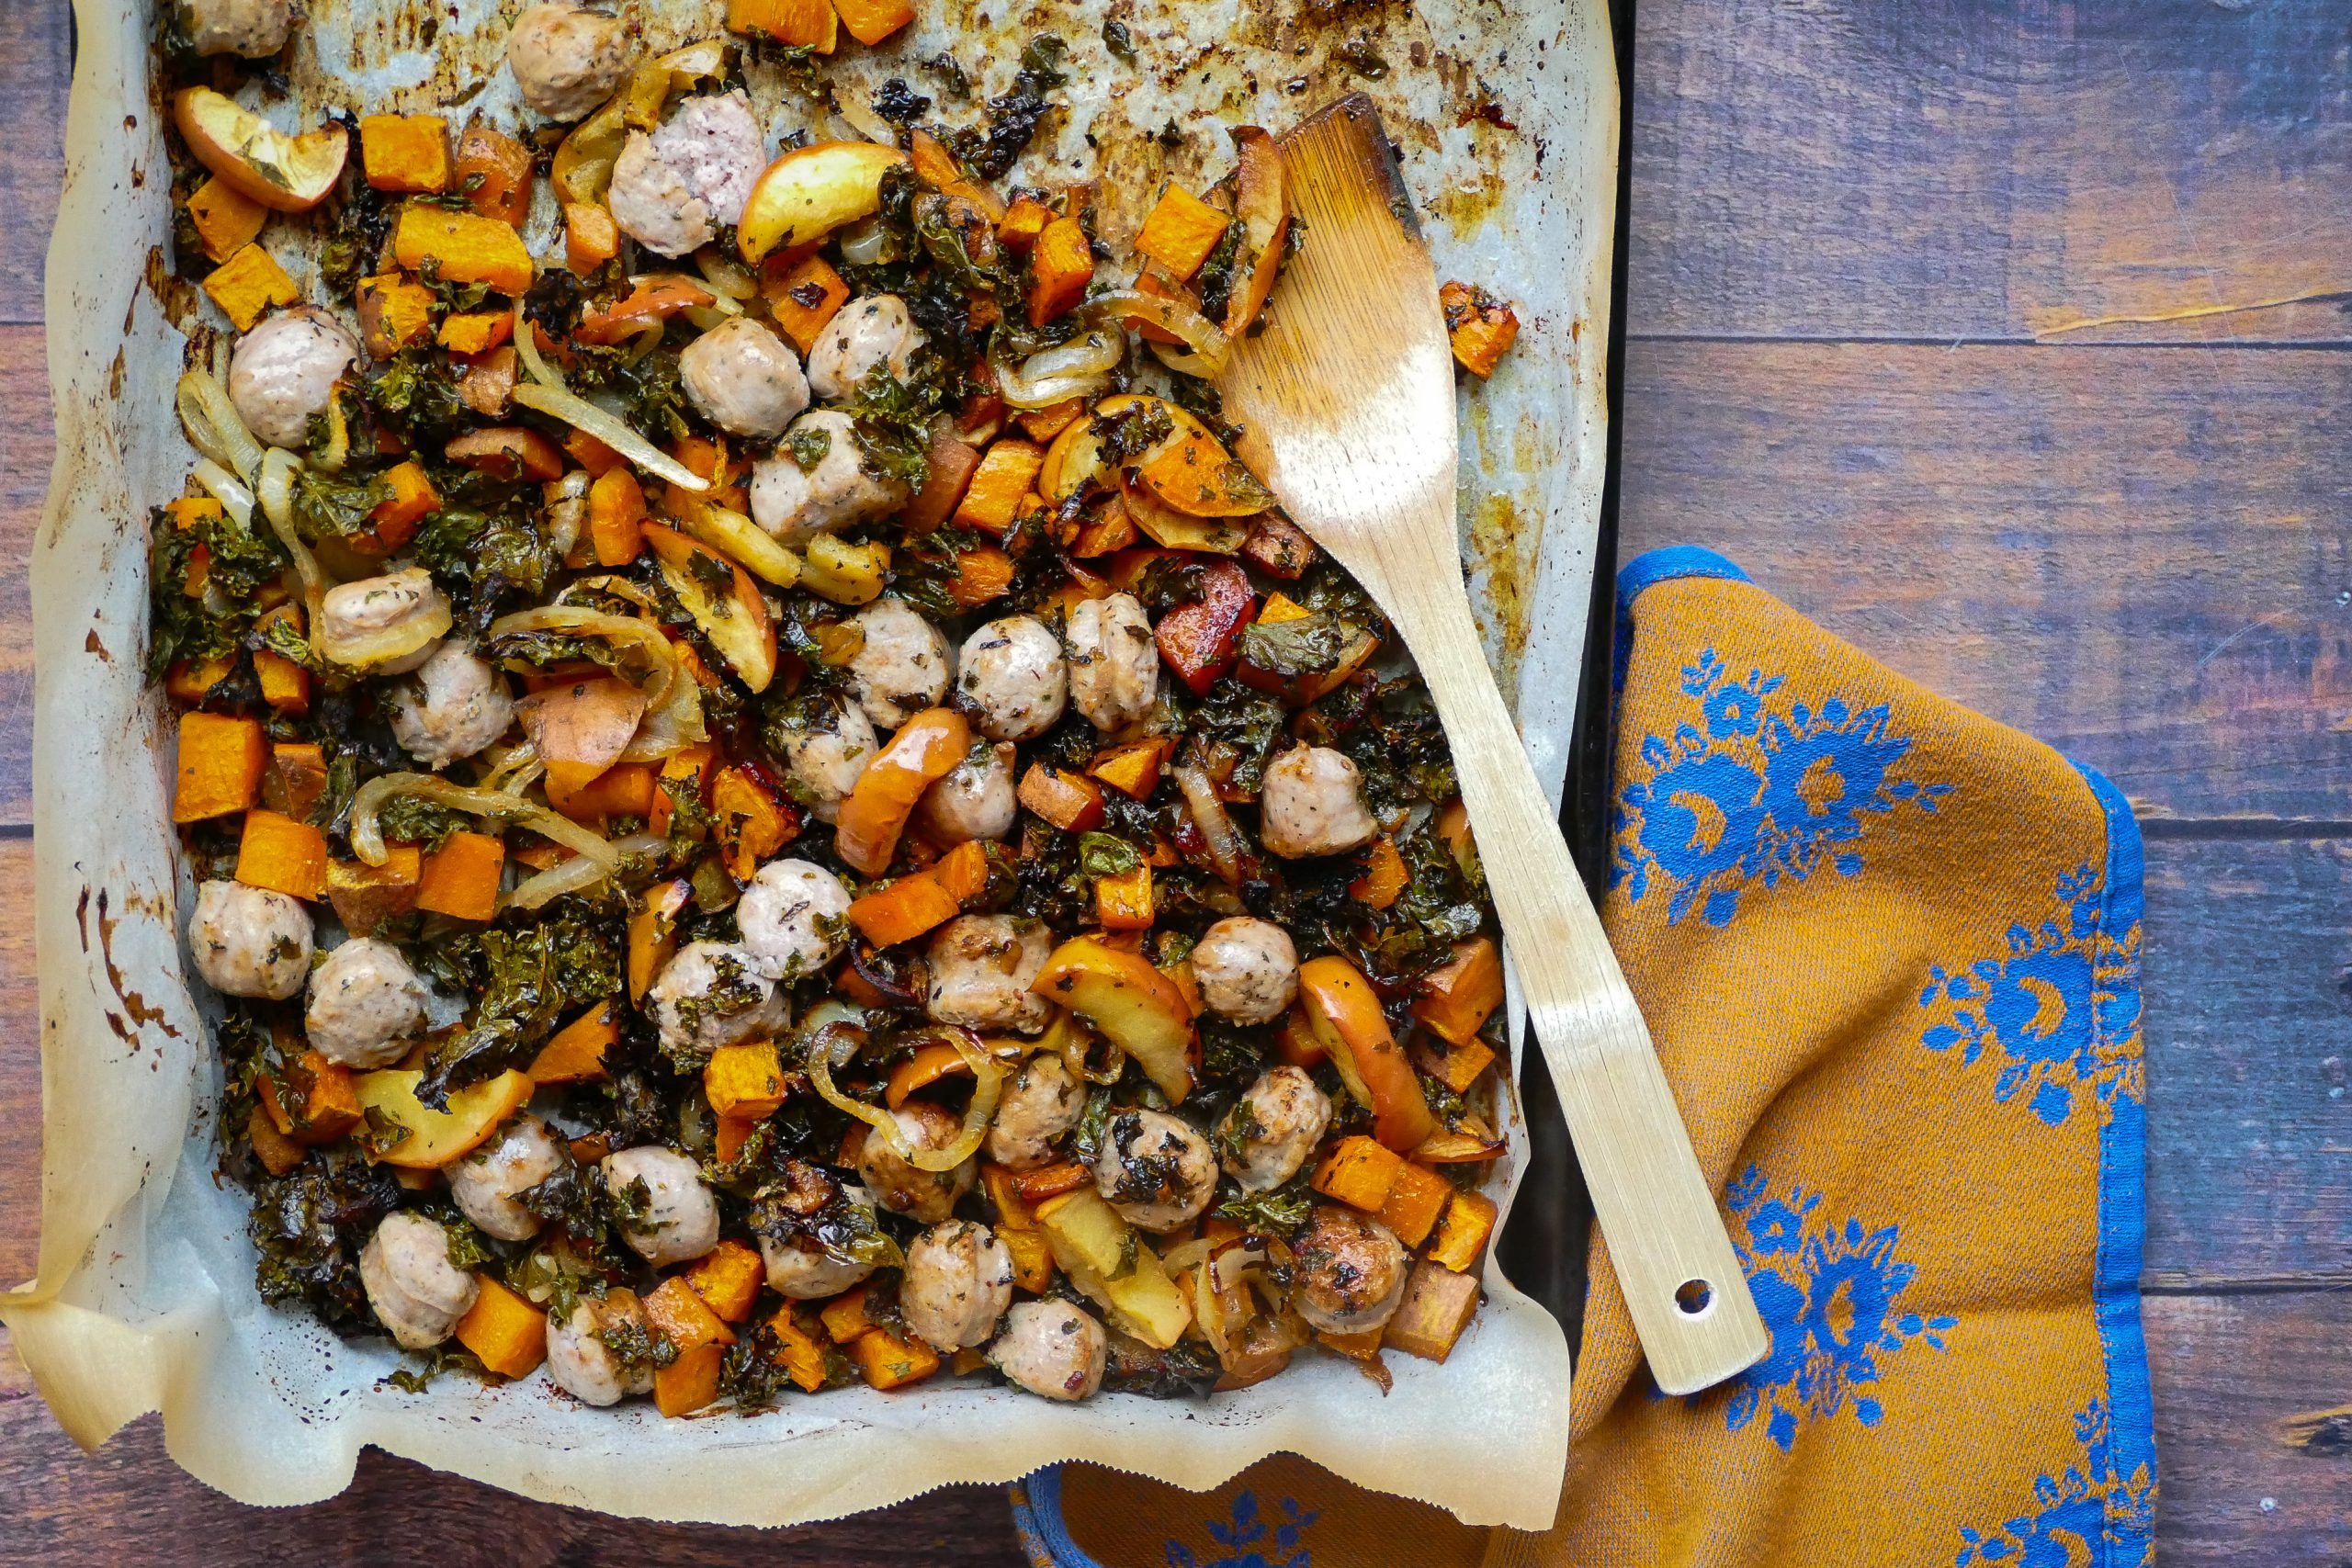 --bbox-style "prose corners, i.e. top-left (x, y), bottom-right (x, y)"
top-left (1291, 1205), bottom-right (1410, 1334)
